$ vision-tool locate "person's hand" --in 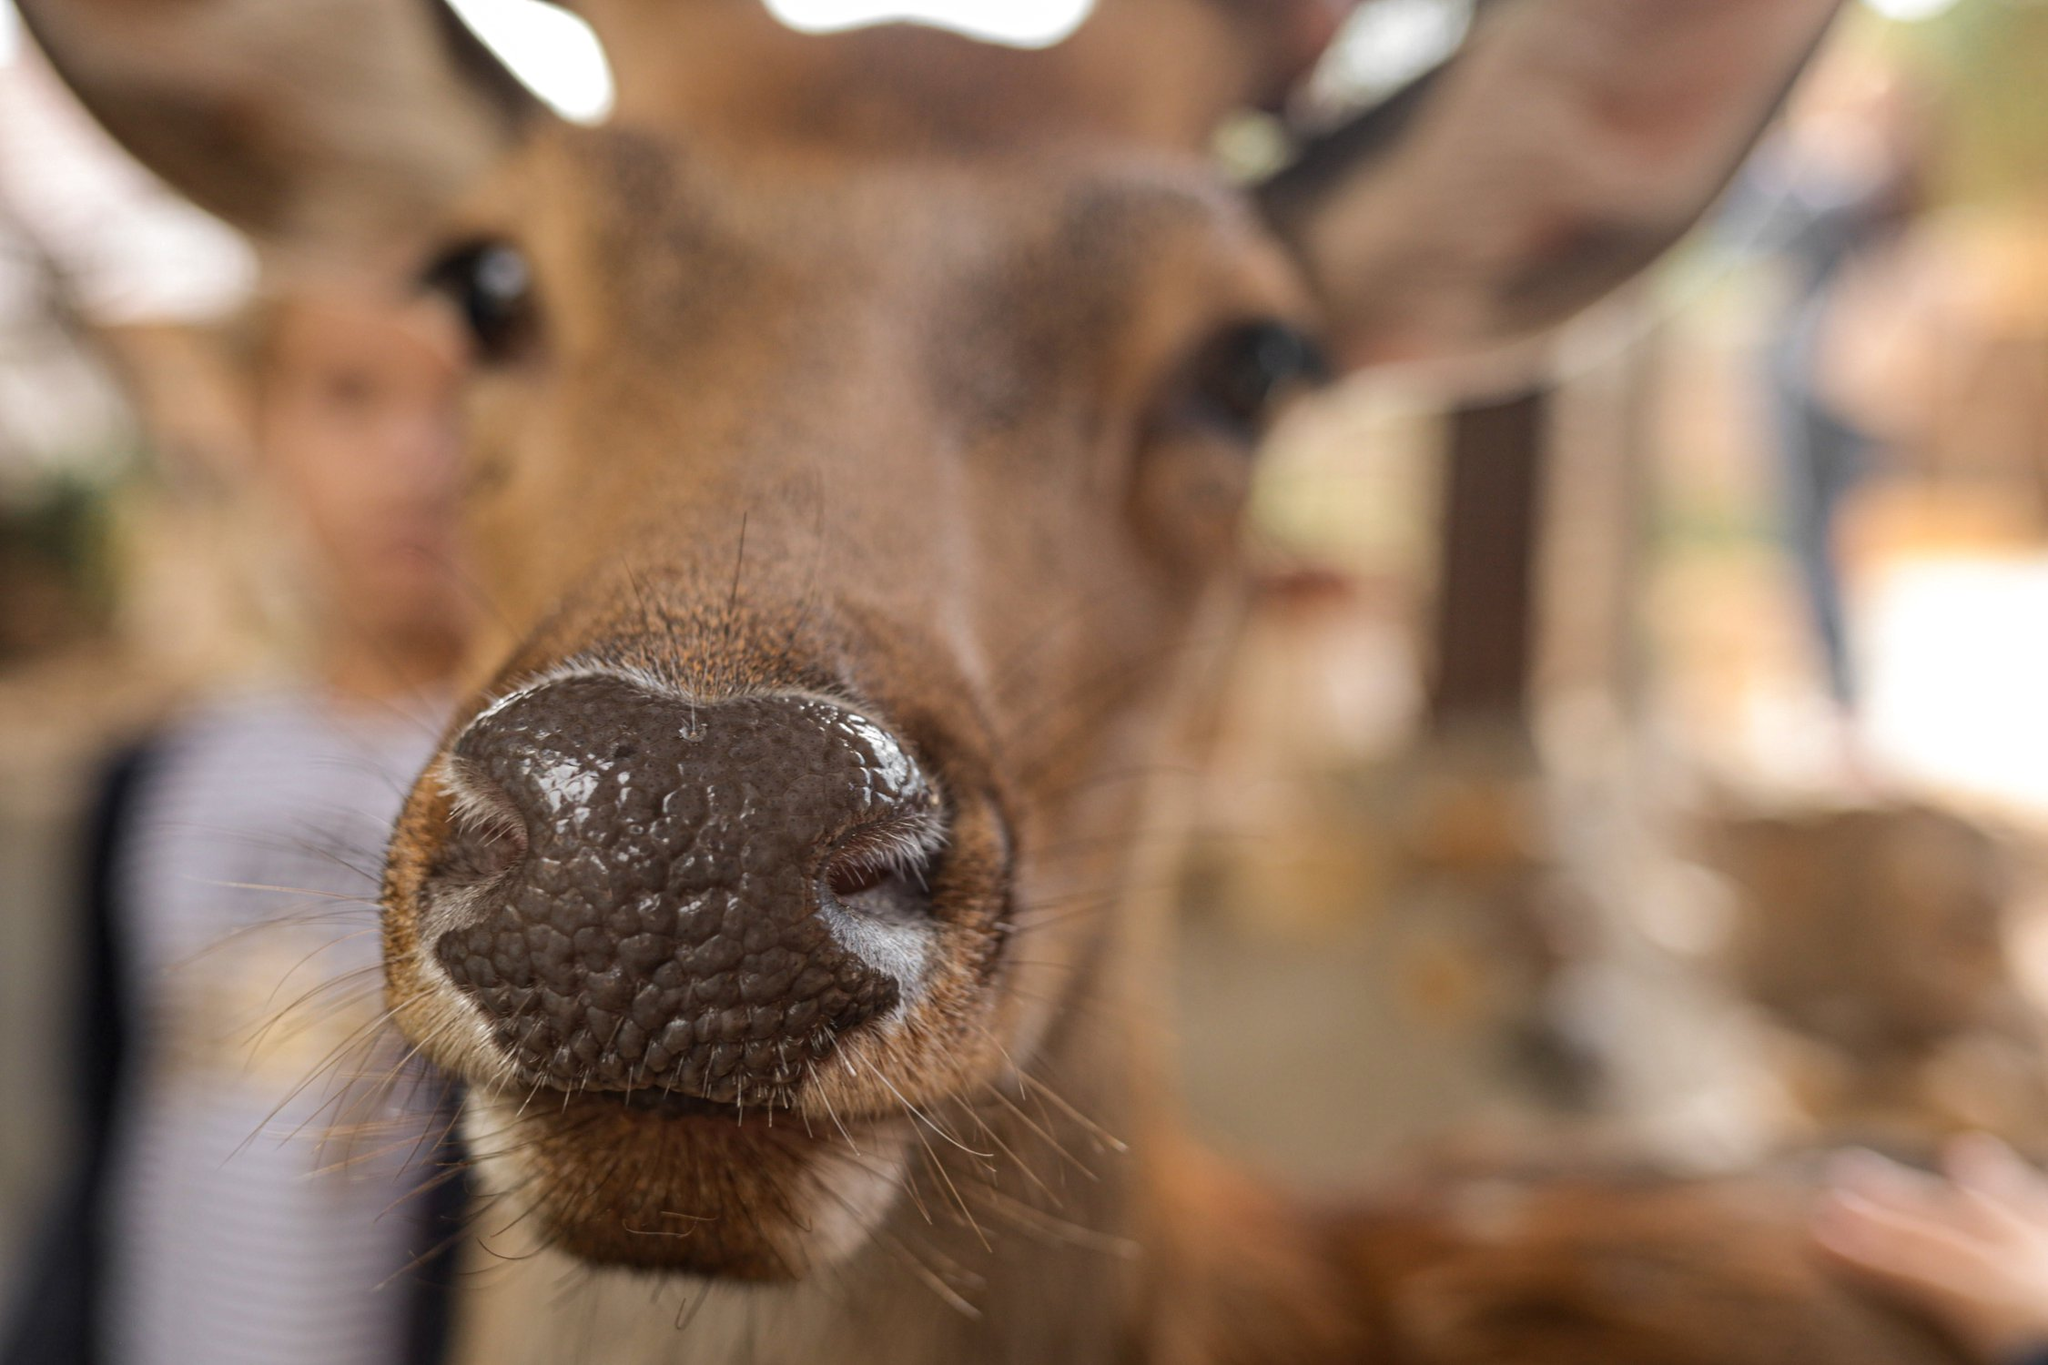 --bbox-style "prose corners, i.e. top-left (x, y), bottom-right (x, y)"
top-left (1815, 1135), bottom-right (2048, 1362)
